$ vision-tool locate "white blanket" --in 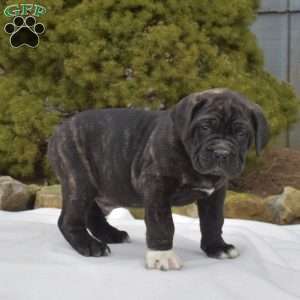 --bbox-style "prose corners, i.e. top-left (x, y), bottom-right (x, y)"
top-left (0, 208), bottom-right (300, 300)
